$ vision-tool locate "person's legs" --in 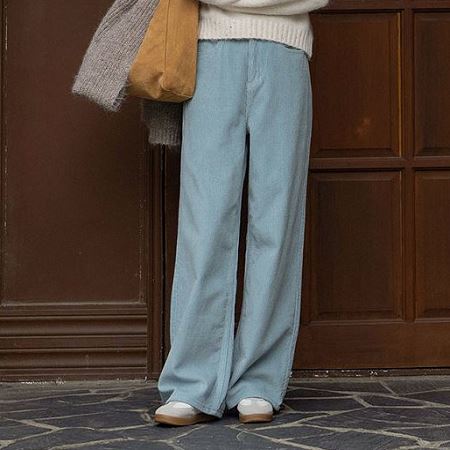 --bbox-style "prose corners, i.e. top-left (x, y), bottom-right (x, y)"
top-left (225, 39), bottom-right (313, 413)
top-left (157, 39), bottom-right (249, 418)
